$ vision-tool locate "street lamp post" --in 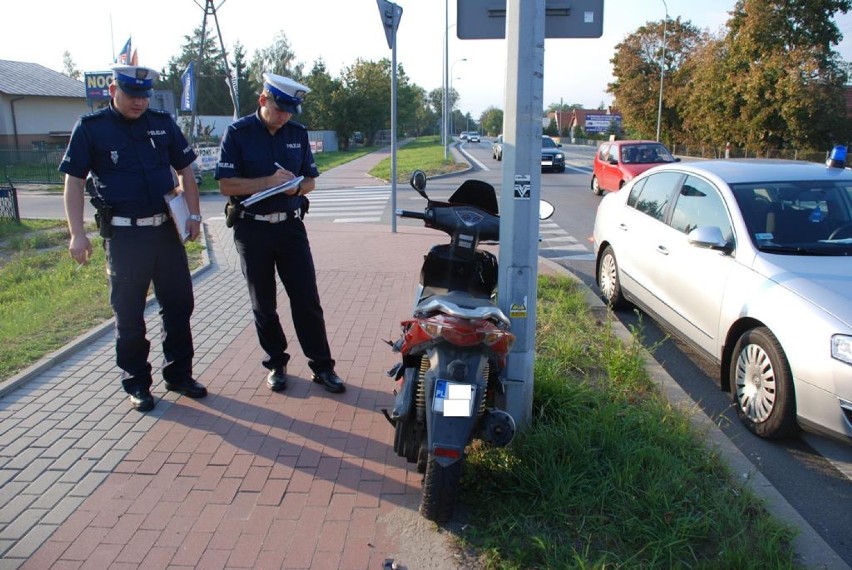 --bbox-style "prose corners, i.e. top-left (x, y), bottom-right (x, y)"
top-left (449, 58), bottom-right (466, 138)
top-left (655, 0), bottom-right (668, 142)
